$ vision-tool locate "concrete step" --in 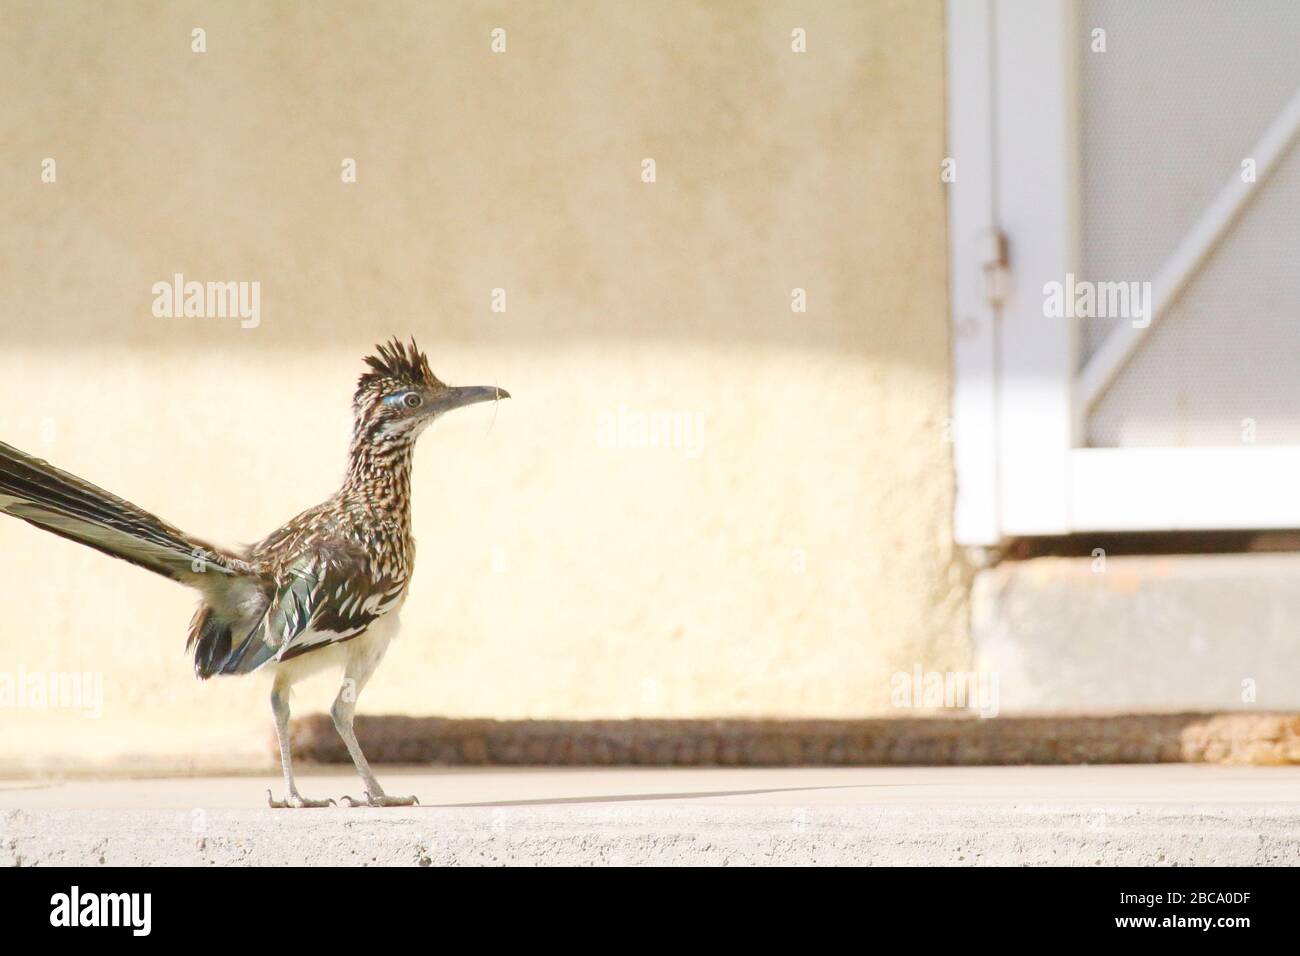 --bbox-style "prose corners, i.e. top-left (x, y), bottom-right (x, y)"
top-left (973, 554), bottom-right (1300, 713)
